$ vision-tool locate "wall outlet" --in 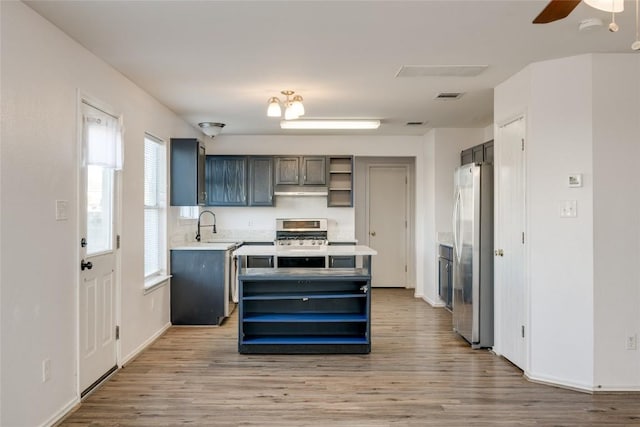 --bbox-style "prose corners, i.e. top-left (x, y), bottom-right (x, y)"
top-left (42, 359), bottom-right (51, 382)
top-left (626, 334), bottom-right (637, 351)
